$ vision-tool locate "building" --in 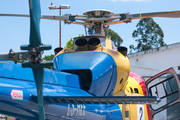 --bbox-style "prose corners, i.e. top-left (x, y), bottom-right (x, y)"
top-left (128, 42), bottom-right (180, 120)
top-left (128, 42), bottom-right (180, 80)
